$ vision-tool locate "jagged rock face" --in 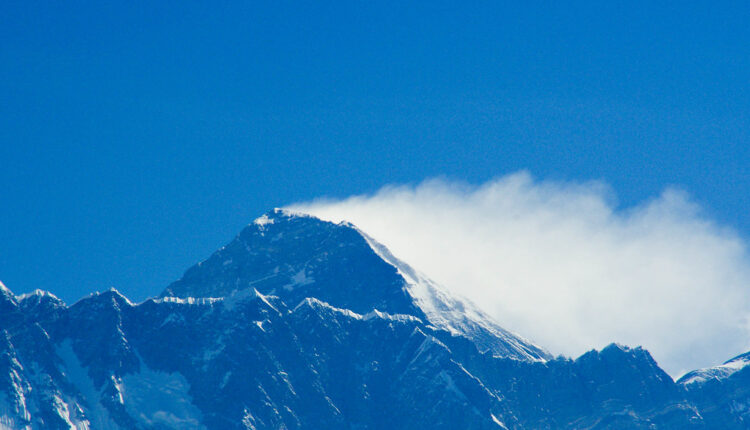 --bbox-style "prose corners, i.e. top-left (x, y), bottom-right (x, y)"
top-left (1, 211), bottom-right (750, 429)
top-left (2, 289), bottom-right (510, 429)
top-left (162, 210), bottom-right (419, 317)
